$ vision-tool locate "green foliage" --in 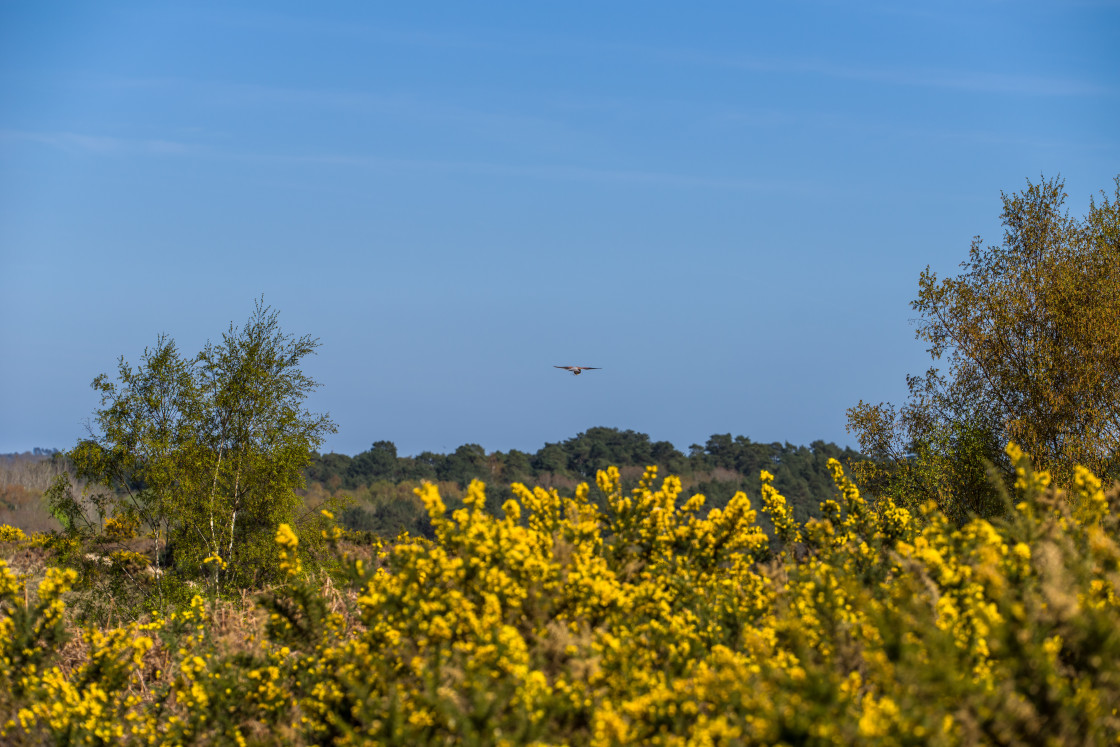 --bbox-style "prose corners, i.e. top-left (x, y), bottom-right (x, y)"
top-left (4, 451), bottom-right (1120, 744)
top-left (309, 429), bottom-right (862, 540)
top-left (339, 485), bottom-right (433, 539)
top-left (45, 299), bottom-right (336, 617)
top-left (848, 175), bottom-right (1120, 518)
